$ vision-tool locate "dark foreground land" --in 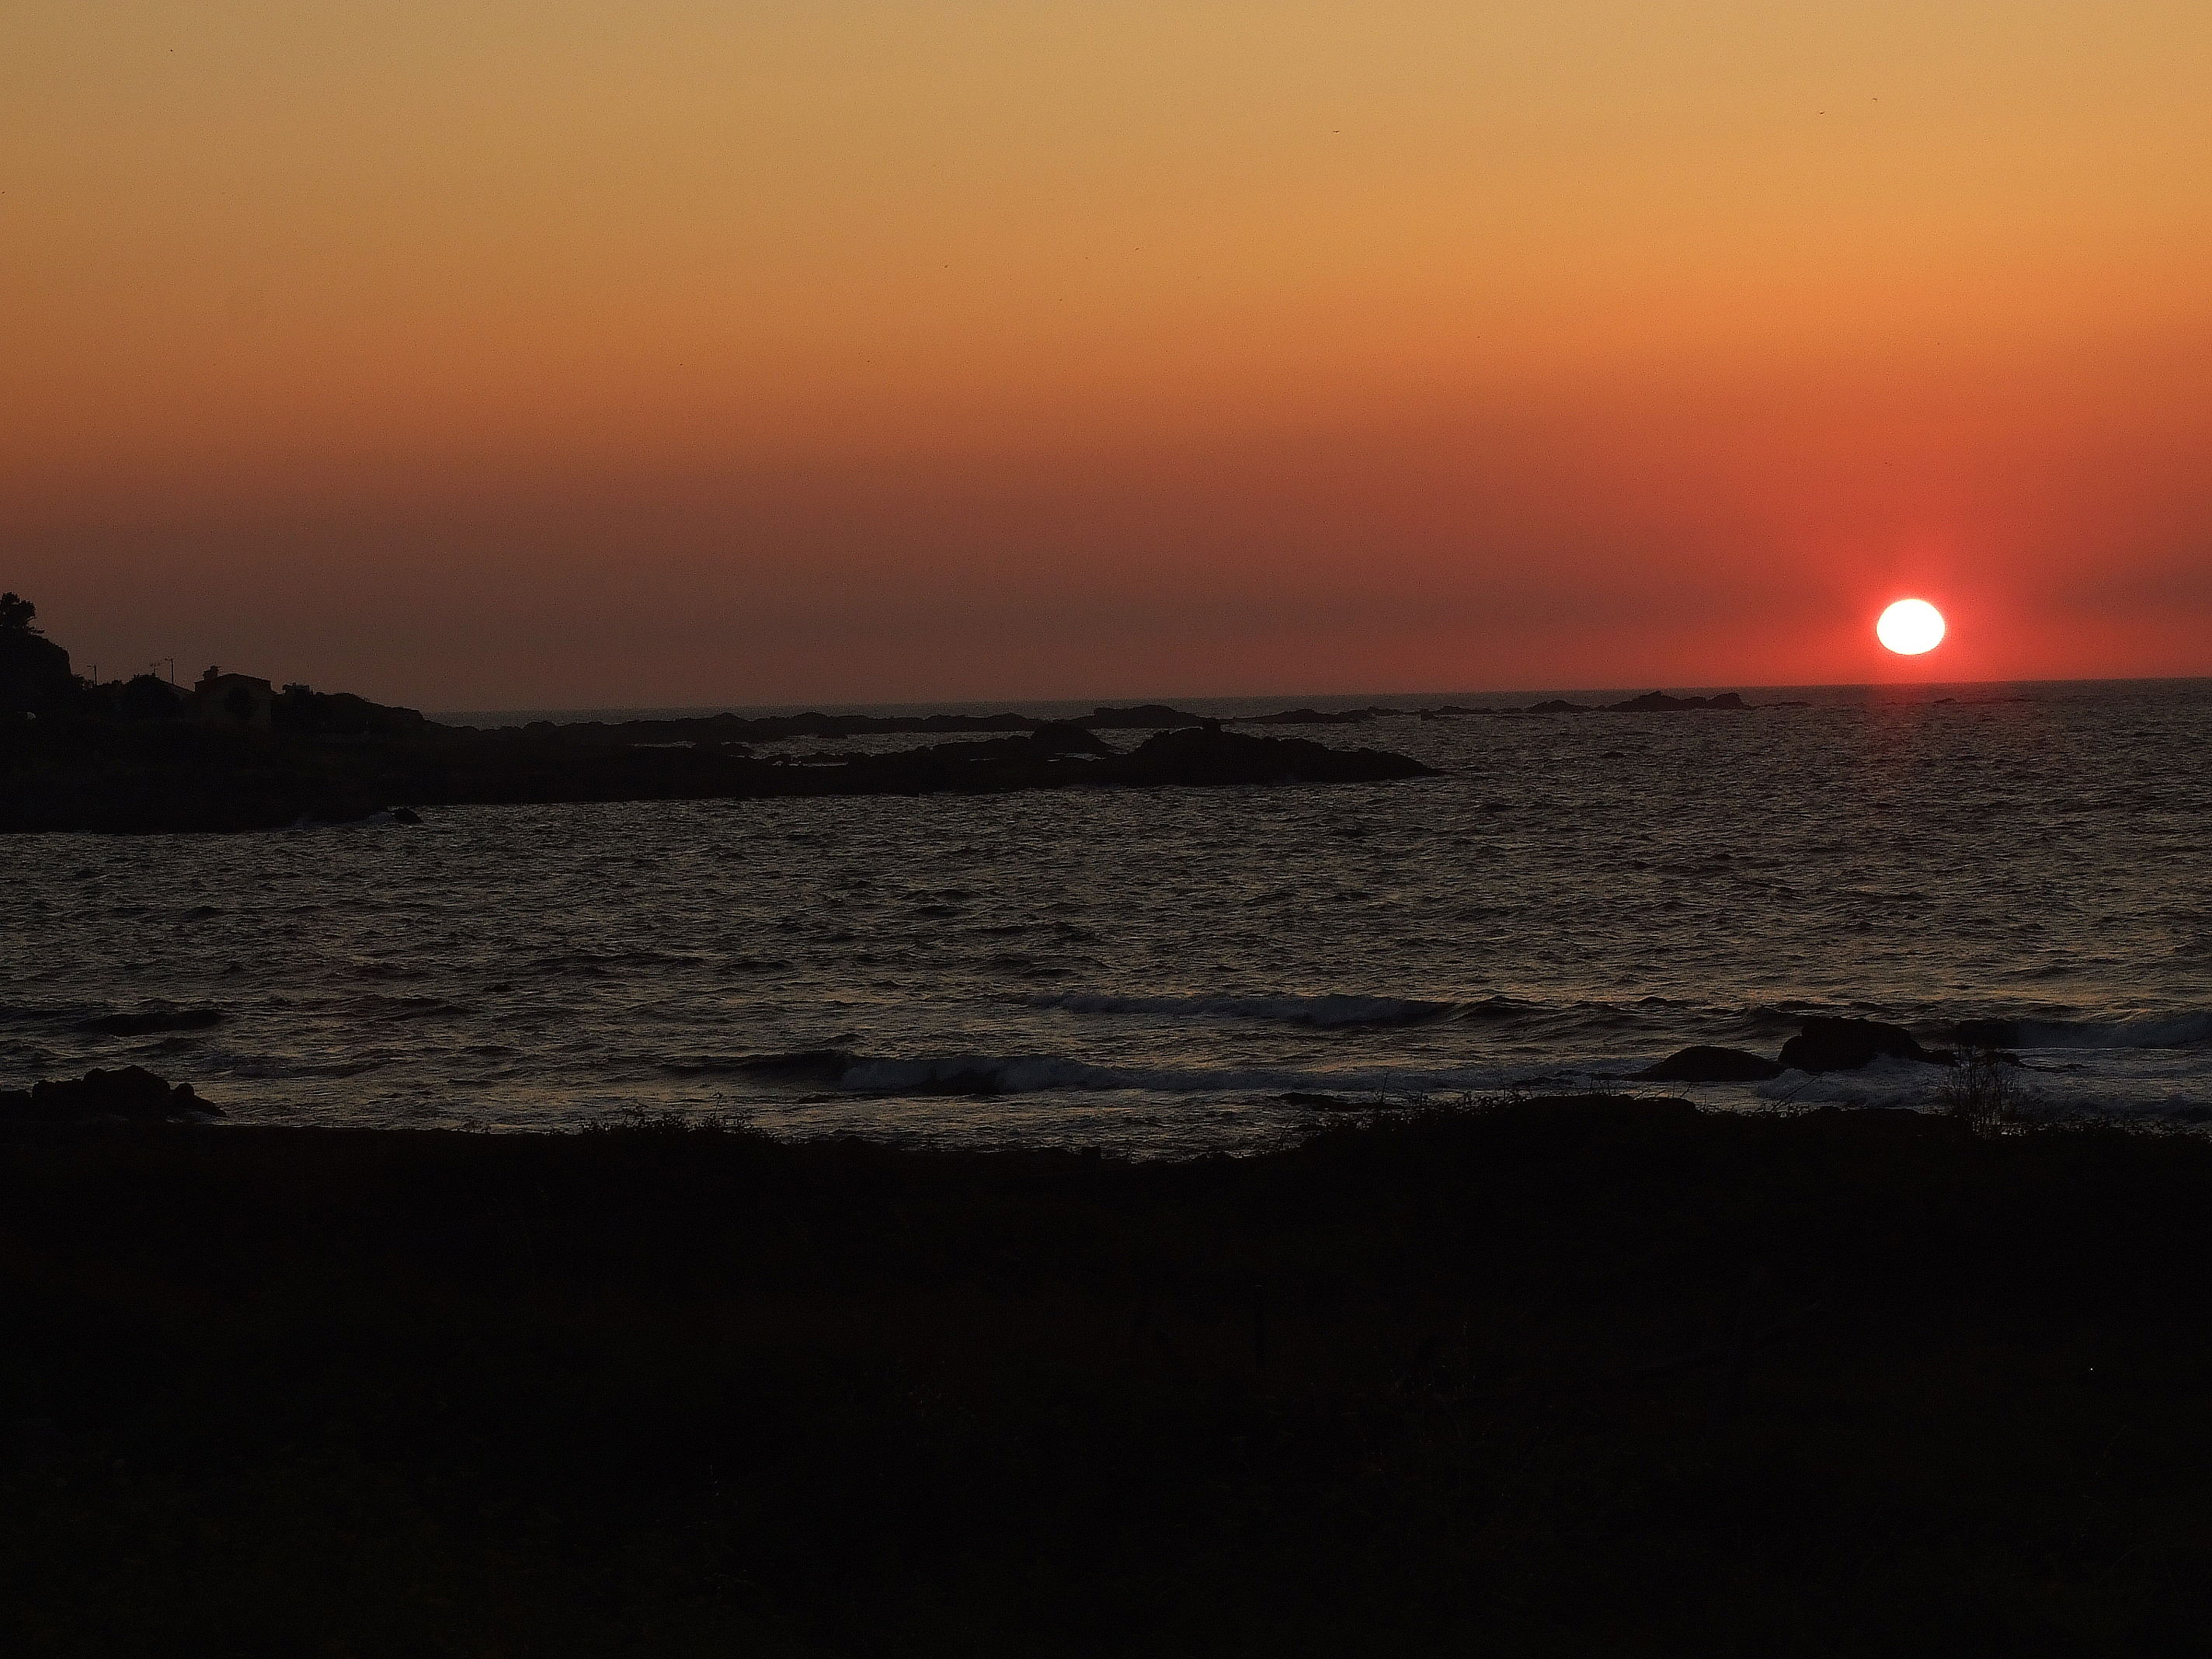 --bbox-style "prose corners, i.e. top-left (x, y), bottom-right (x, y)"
top-left (6, 1100), bottom-right (2212, 1657)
